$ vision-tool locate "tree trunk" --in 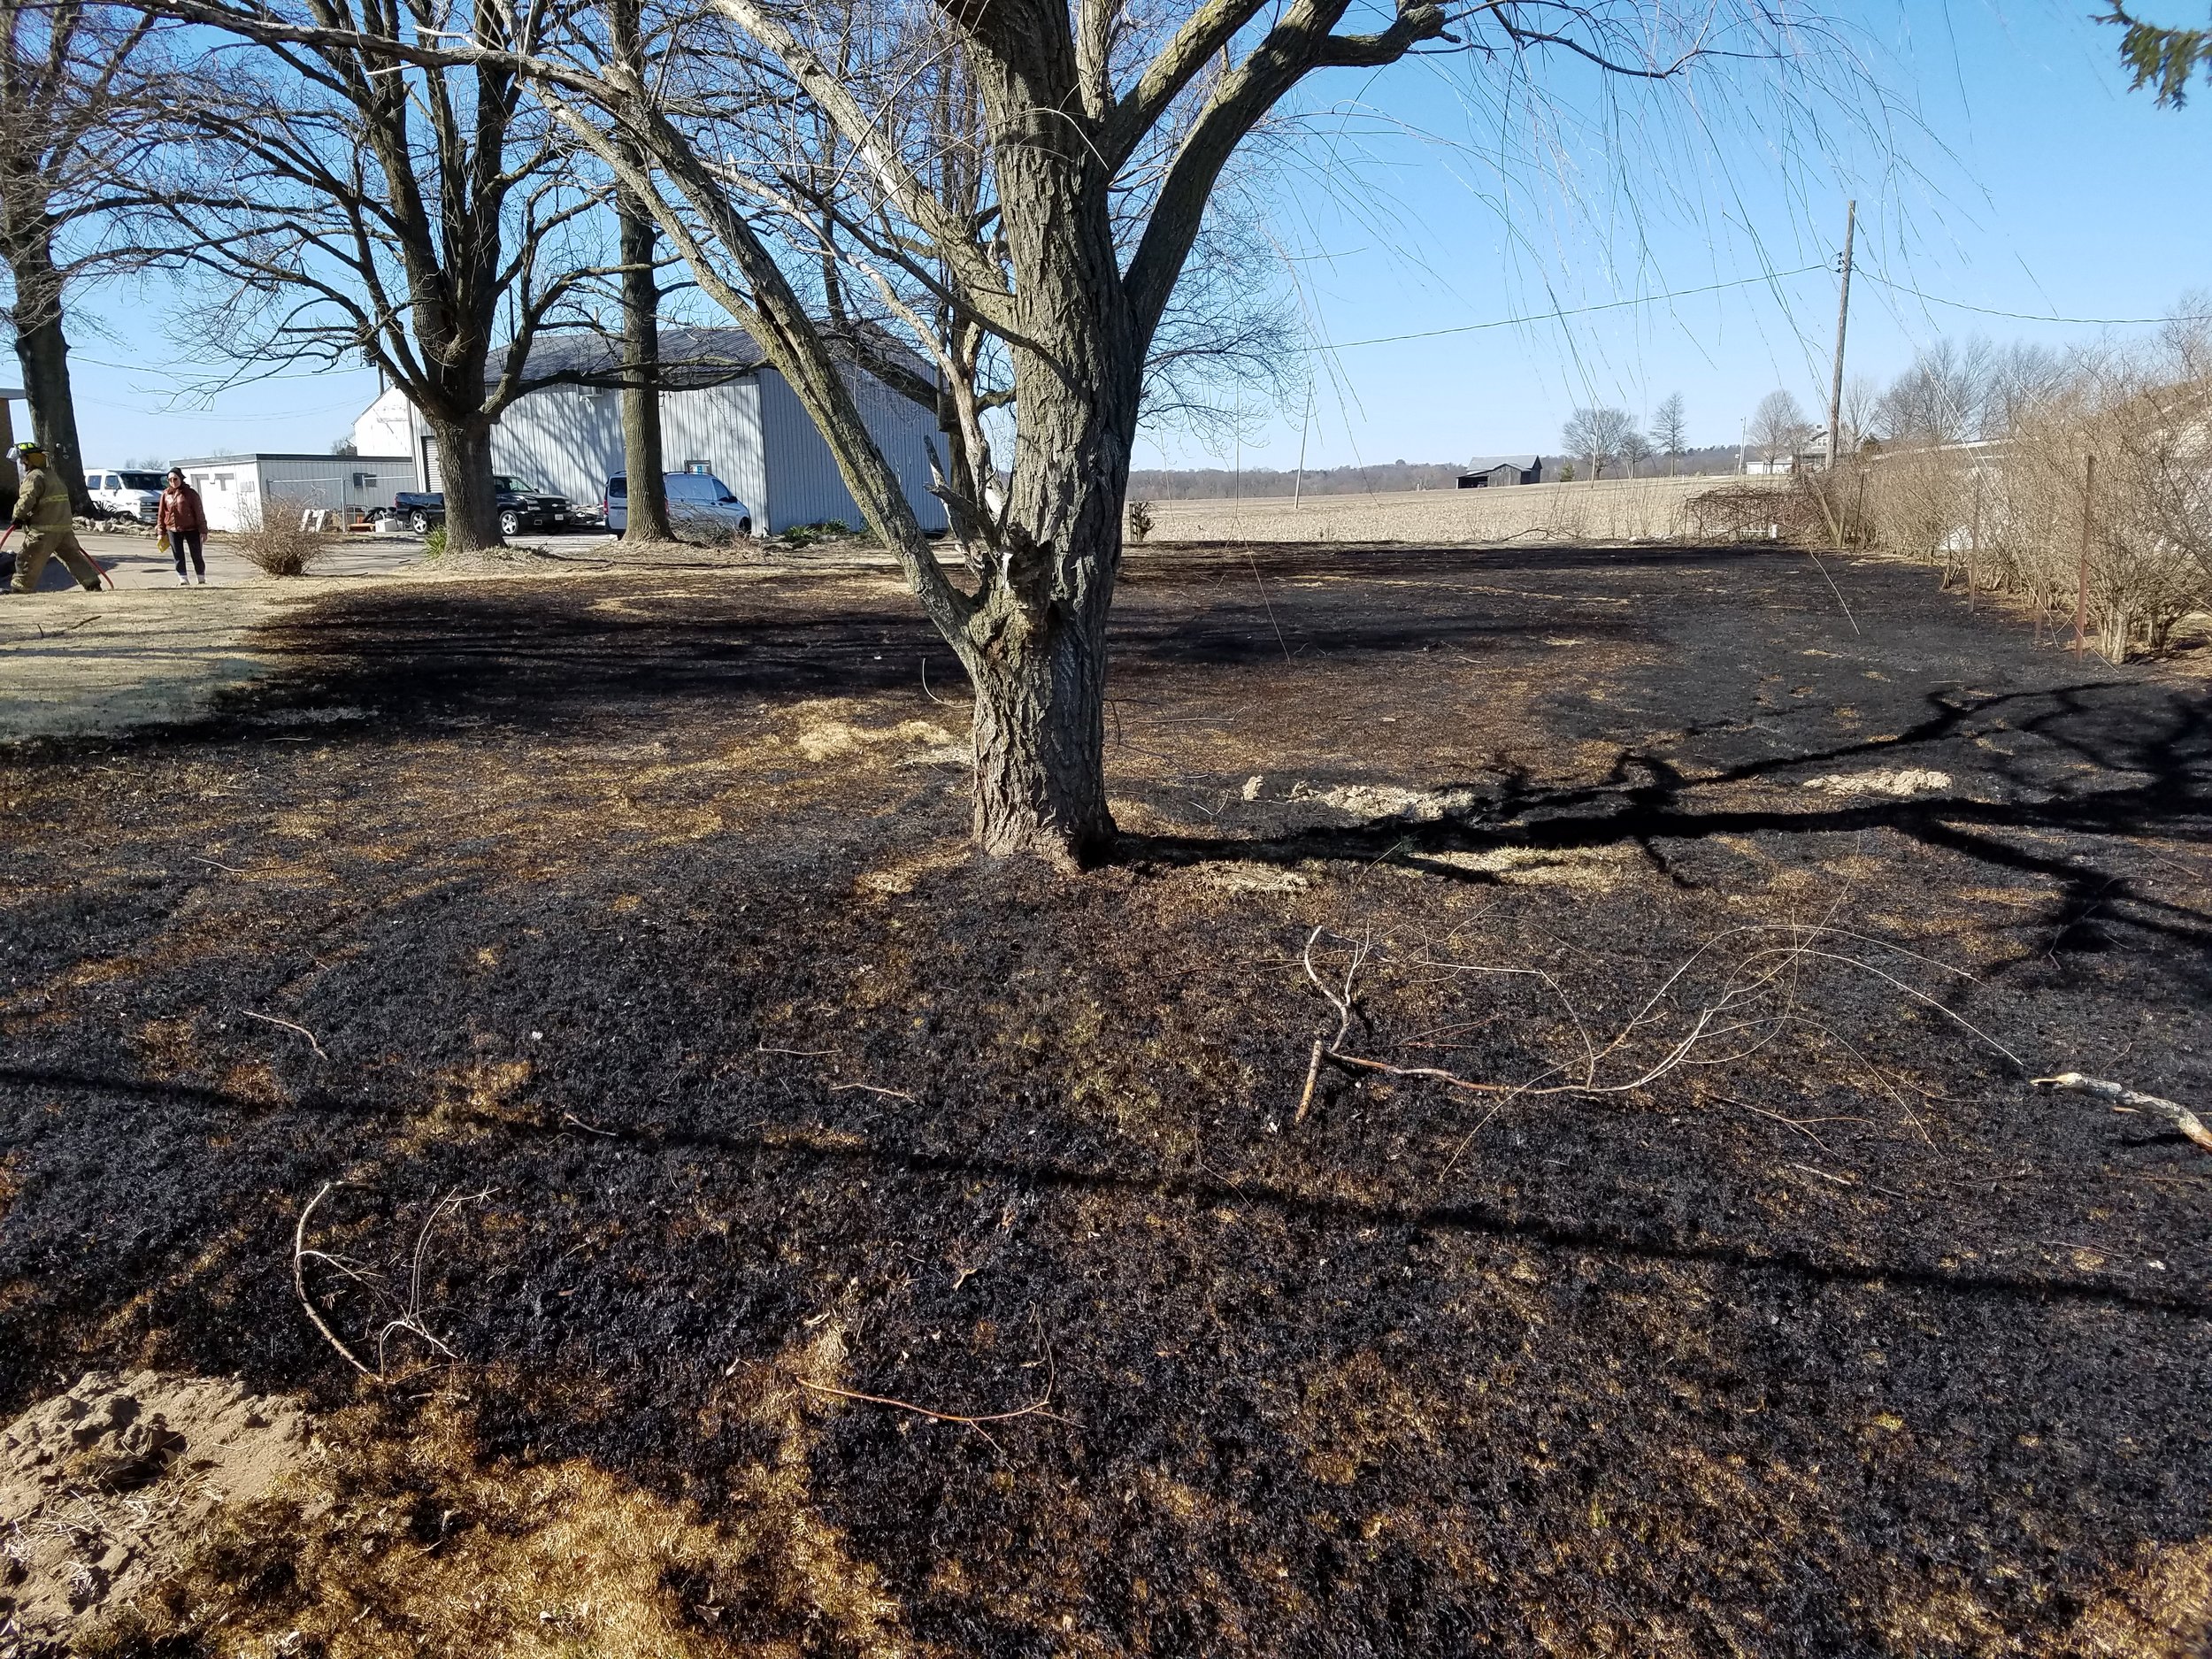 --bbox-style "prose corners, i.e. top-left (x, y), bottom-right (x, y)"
top-left (430, 416), bottom-right (501, 552)
top-left (9, 232), bottom-right (92, 518)
top-left (965, 572), bottom-right (1115, 863)
top-left (617, 181), bottom-right (673, 542)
